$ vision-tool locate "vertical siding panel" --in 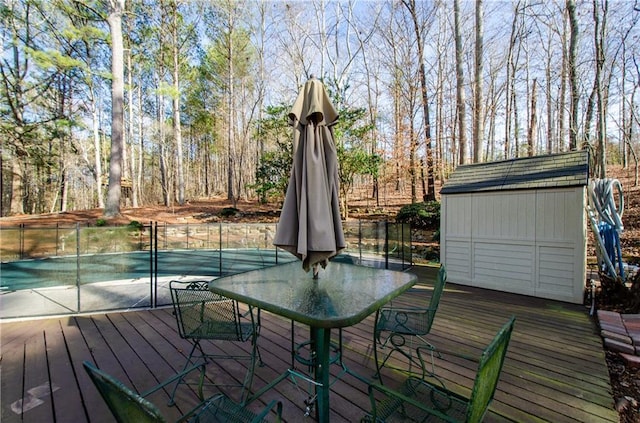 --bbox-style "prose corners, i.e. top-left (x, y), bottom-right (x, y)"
top-left (443, 184), bottom-right (586, 303)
